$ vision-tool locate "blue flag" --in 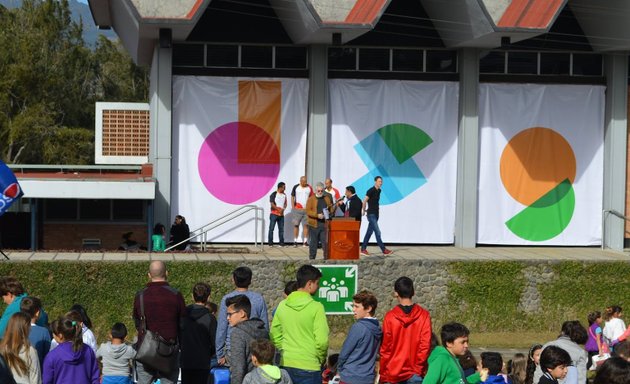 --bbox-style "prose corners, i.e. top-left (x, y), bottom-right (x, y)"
top-left (0, 160), bottom-right (23, 216)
